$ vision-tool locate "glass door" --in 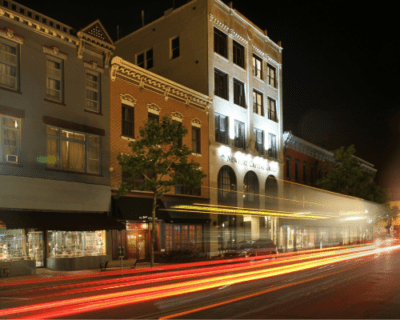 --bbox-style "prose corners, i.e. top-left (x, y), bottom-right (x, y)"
top-left (27, 230), bottom-right (44, 267)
